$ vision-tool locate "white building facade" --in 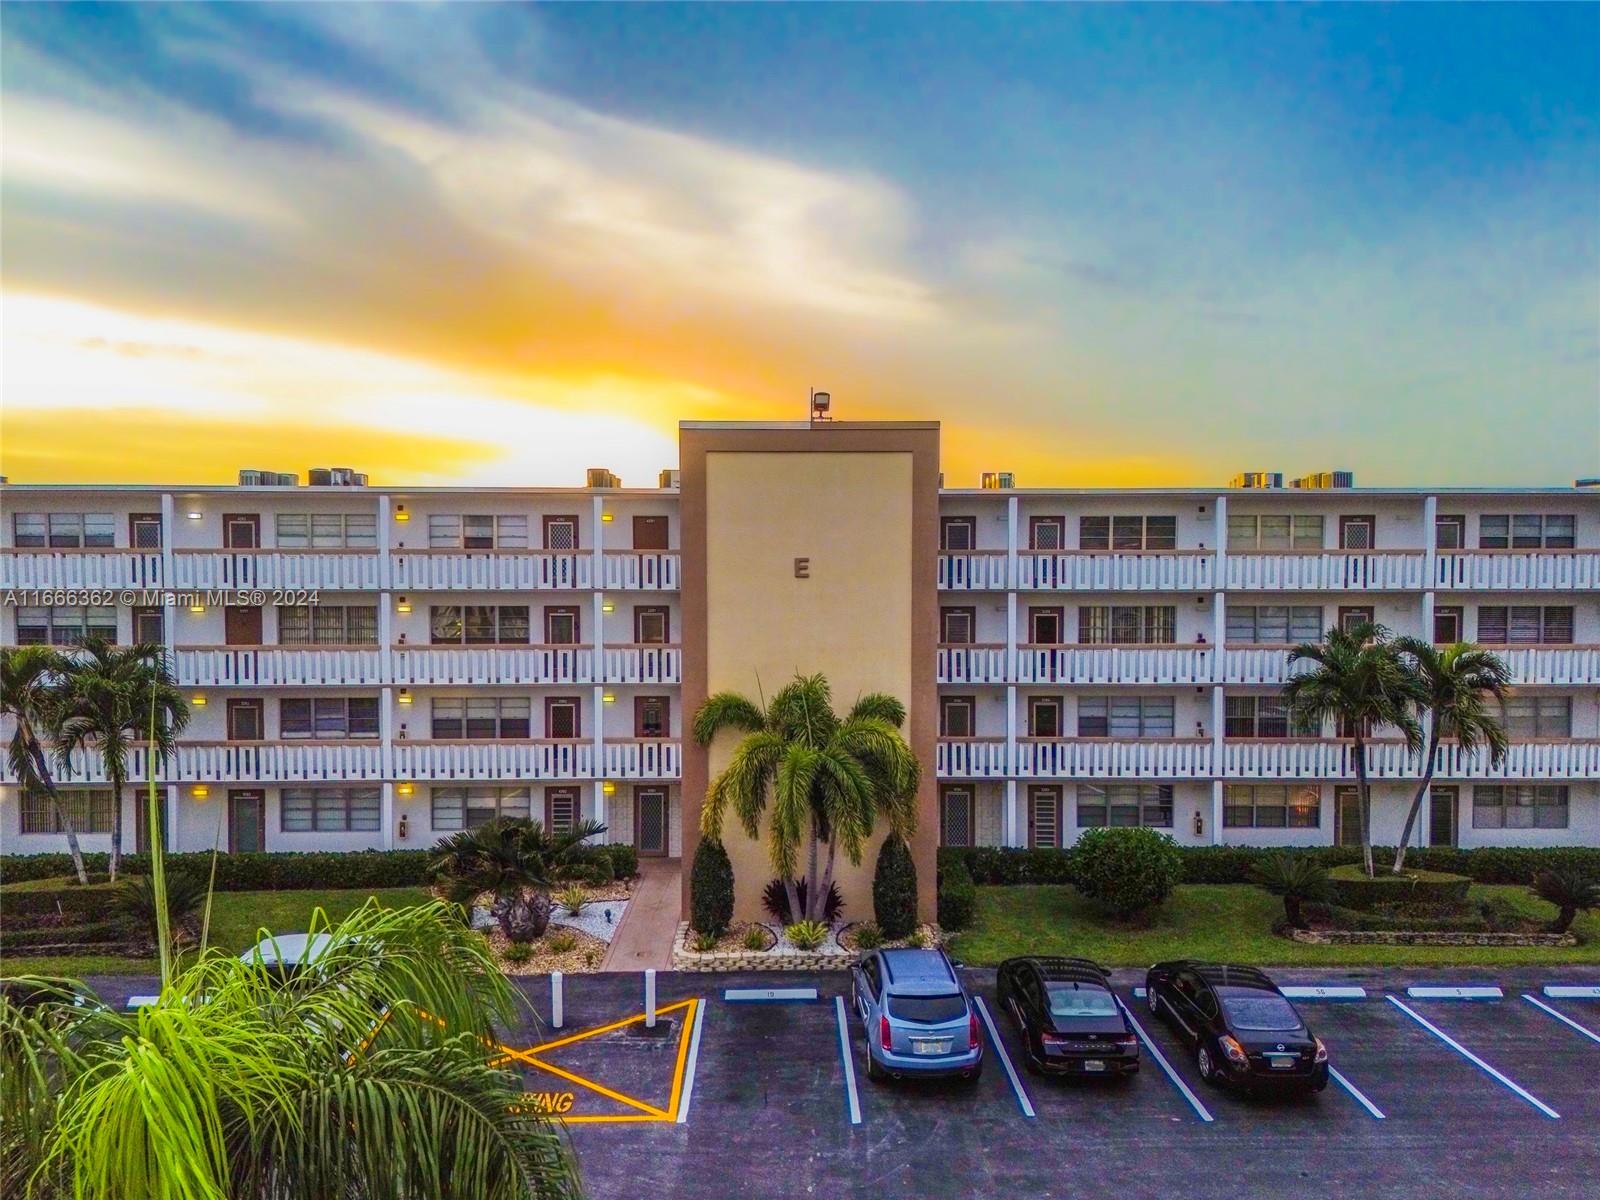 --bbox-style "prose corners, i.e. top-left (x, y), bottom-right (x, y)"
top-left (2, 469), bottom-right (1596, 859)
